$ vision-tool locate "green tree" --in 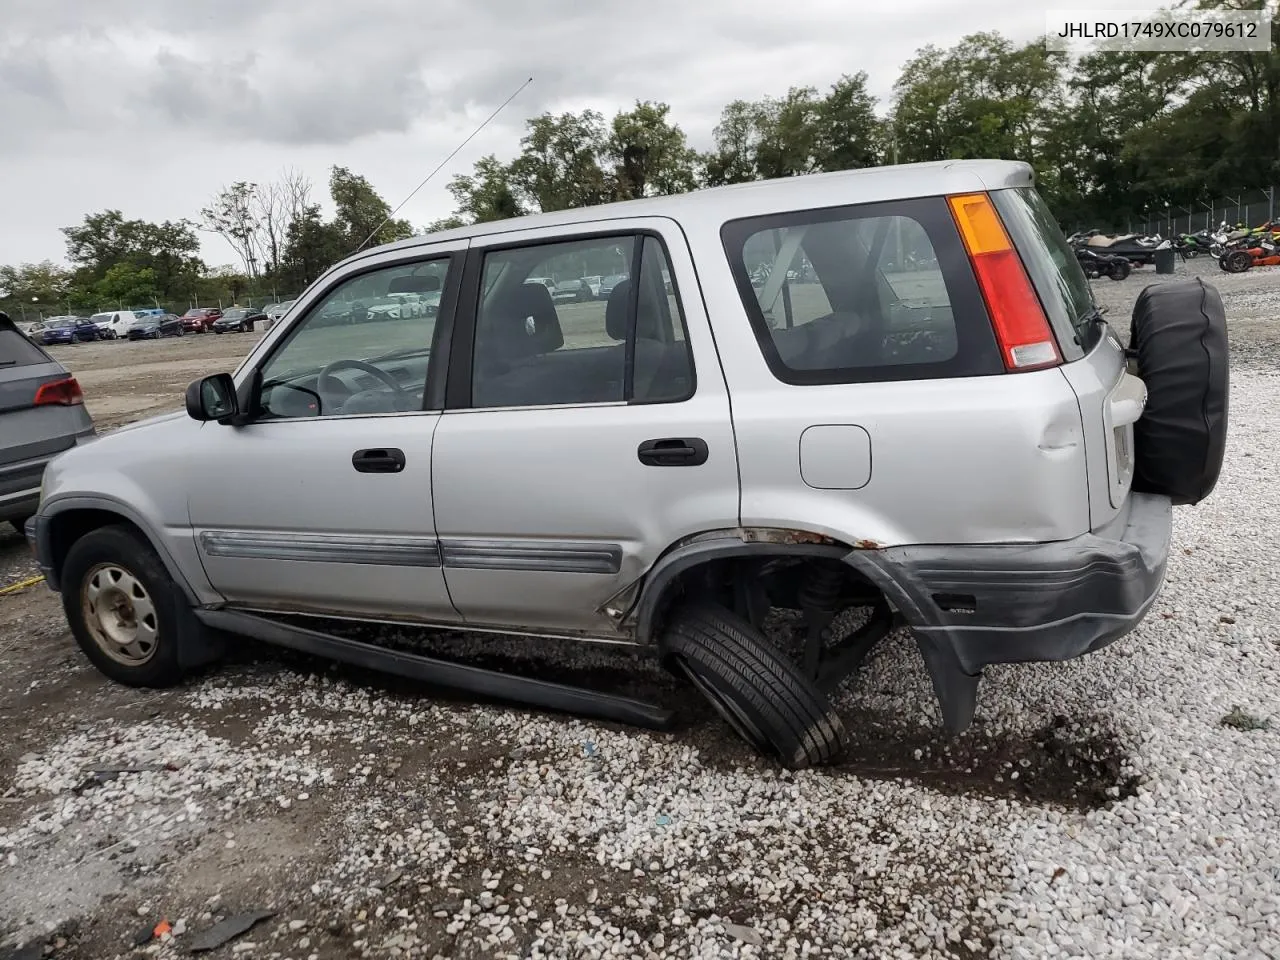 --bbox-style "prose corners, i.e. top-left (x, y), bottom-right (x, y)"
top-left (510, 110), bottom-right (613, 212)
top-left (330, 166), bottom-right (414, 251)
top-left (279, 204), bottom-right (347, 289)
top-left (445, 155), bottom-right (526, 223)
top-left (606, 101), bottom-right (698, 199)
top-left (94, 263), bottom-right (160, 308)
top-left (814, 73), bottom-right (884, 172)
top-left (61, 210), bottom-right (202, 301)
